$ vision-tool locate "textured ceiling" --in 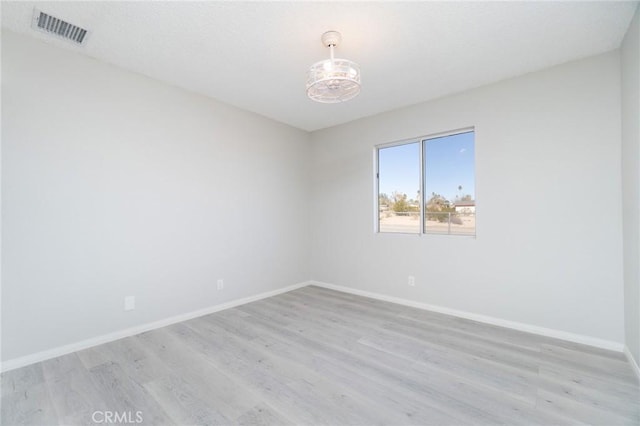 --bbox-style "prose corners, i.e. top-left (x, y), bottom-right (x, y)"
top-left (2, 1), bottom-right (637, 131)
